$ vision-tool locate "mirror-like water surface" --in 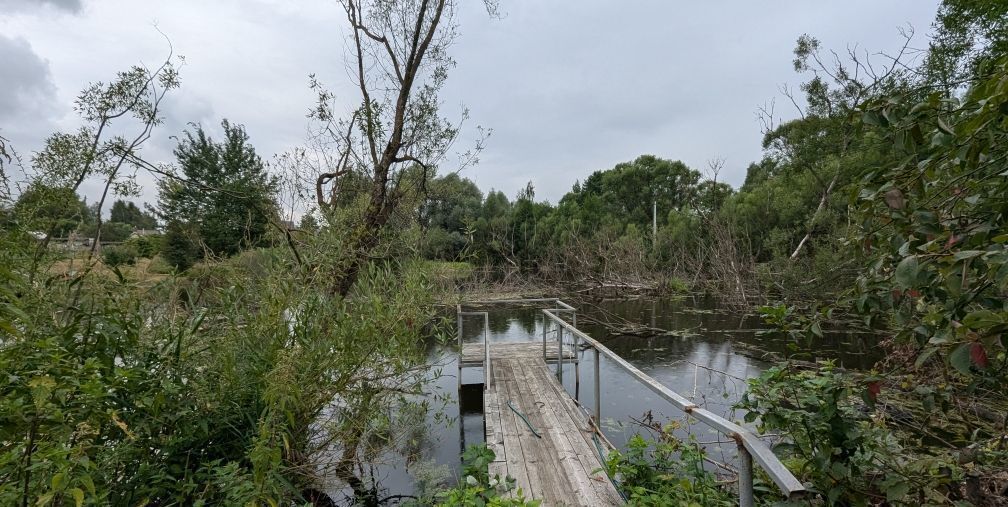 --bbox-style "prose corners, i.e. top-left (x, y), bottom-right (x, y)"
top-left (324, 296), bottom-right (881, 503)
